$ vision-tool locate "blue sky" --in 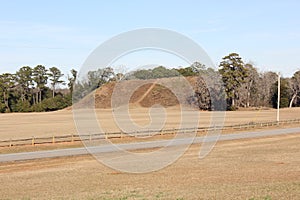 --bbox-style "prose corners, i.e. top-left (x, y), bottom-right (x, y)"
top-left (0, 0), bottom-right (300, 77)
